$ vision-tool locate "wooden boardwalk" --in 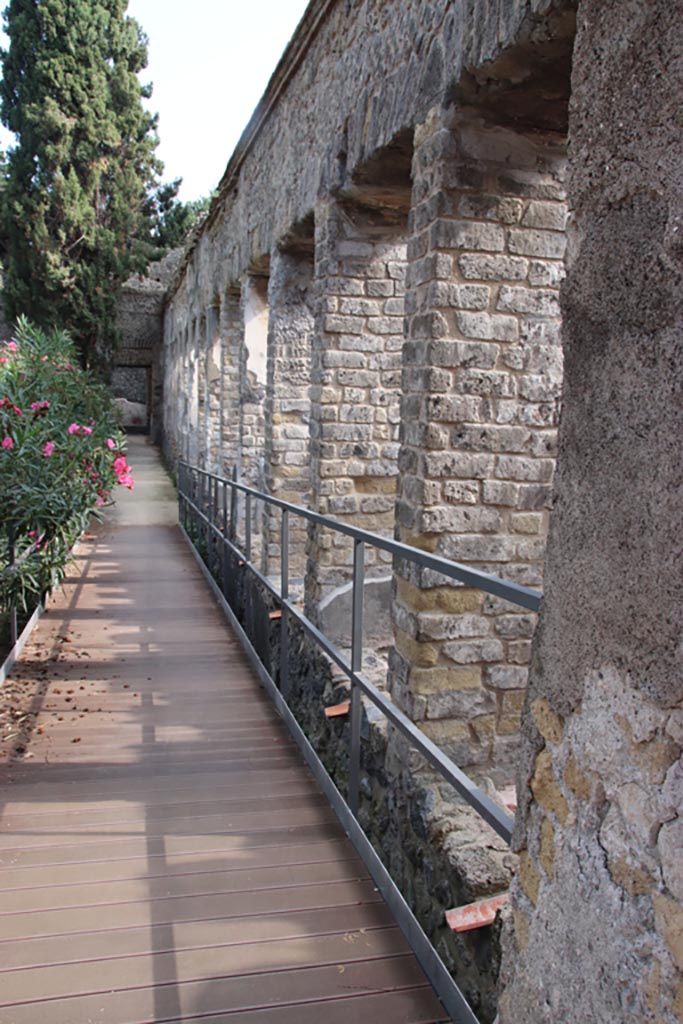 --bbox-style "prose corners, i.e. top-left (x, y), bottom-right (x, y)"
top-left (0, 439), bottom-right (447, 1024)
